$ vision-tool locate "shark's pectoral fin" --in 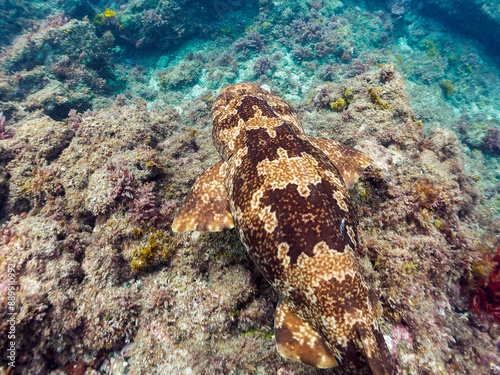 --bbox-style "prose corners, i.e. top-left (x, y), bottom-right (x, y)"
top-left (274, 300), bottom-right (338, 369)
top-left (309, 137), bottom-right (373, 188)
top-left (172, 160), bottom-right (234, 233)
top-left (356, 323), bottom-right (397, 375)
